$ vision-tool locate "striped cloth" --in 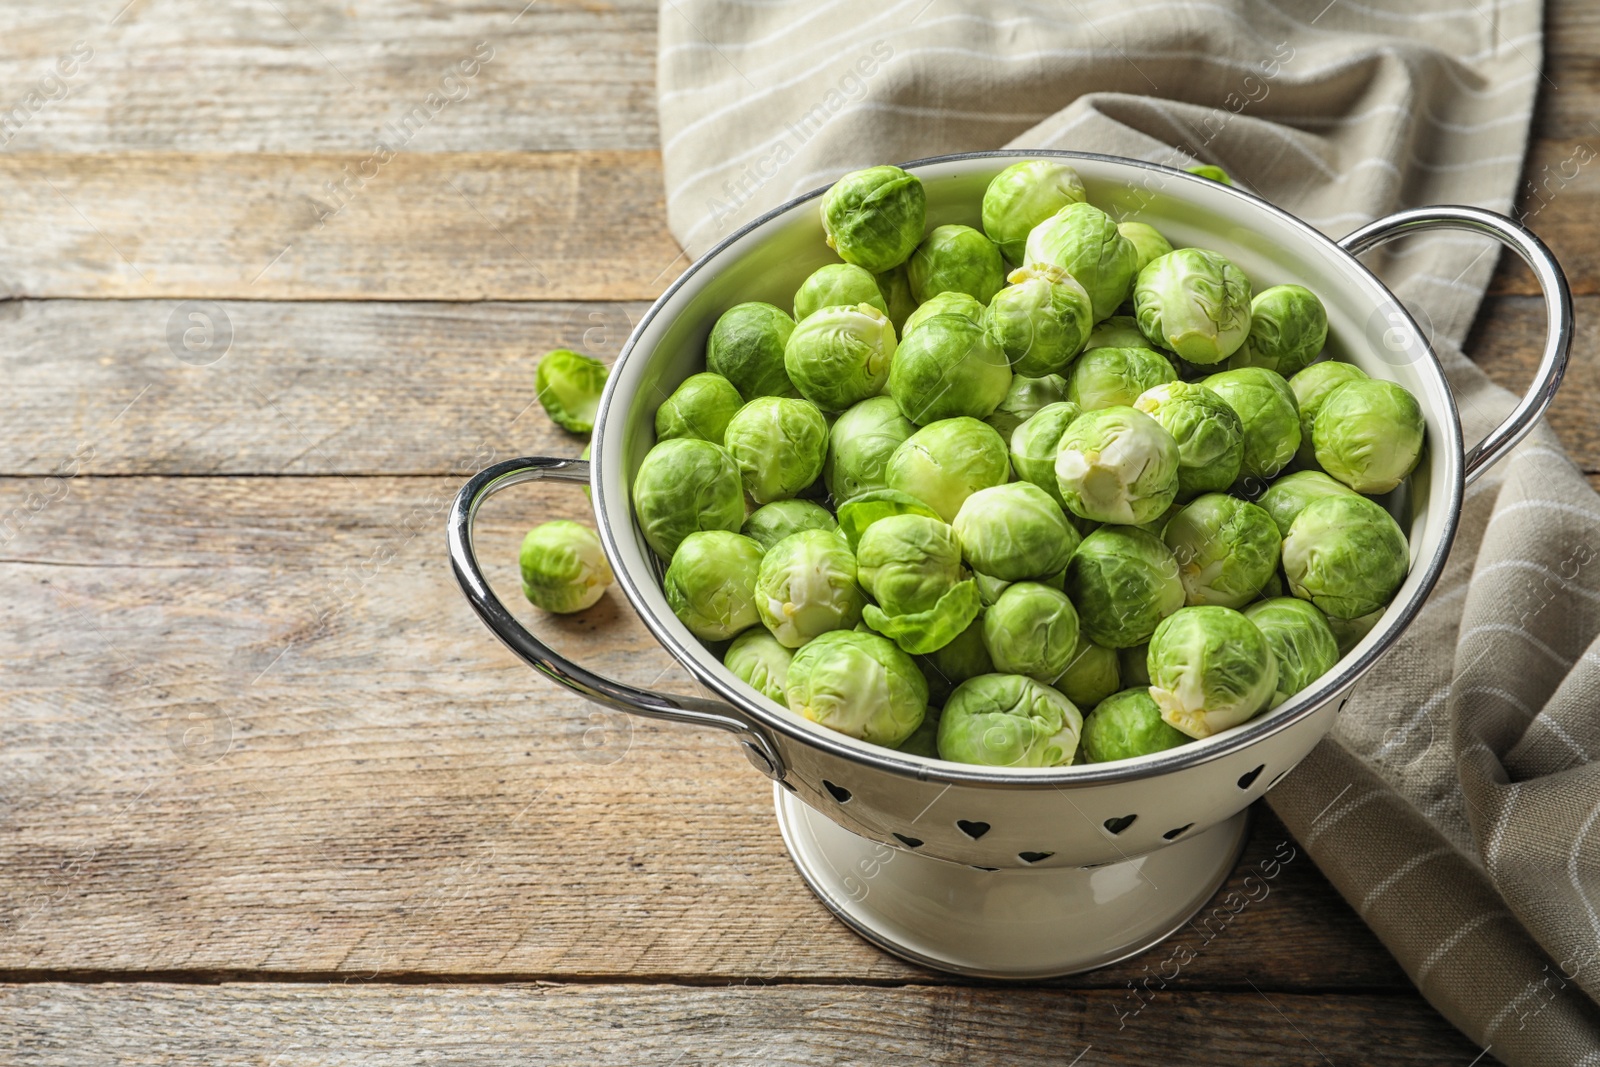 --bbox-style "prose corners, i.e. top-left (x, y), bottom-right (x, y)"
top-left (658, 2), bottom-right (1600, 1061)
